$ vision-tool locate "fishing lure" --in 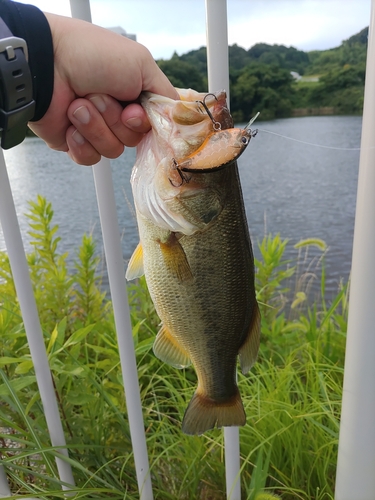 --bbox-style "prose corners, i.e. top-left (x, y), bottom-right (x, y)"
top-left (170, 94), bottom-right (259, 183)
